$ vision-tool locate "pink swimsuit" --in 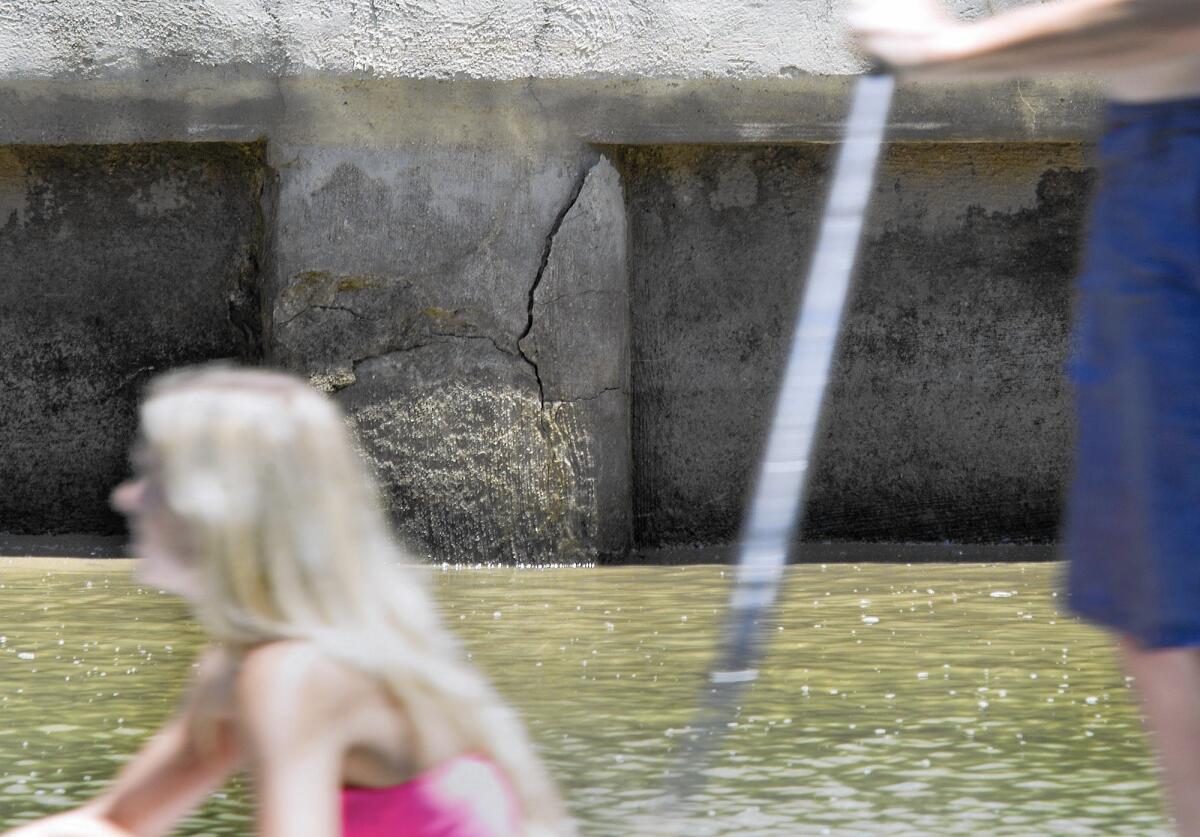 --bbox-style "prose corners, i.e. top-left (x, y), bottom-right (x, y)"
top-left (341, 754), bottom-right (522, 837)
